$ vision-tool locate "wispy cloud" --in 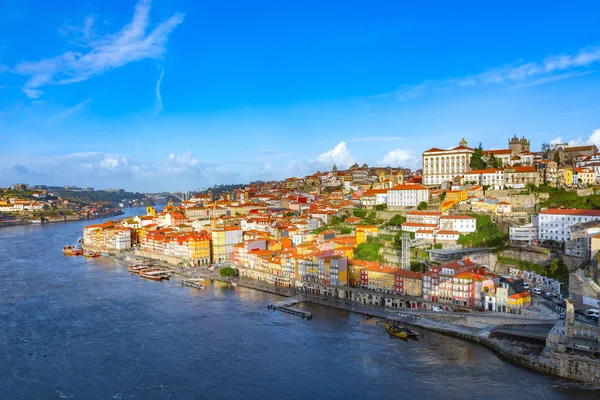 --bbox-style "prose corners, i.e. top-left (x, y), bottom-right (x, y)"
top-left (44, 98), bottom-right (91, 123)
top-left (461, 47), bottom-right (600, 86)
top-left (154, 68), bottom-right (164, 114)
top-left (514, 70), bottom-right (595, 88)
top-left (391, 46), bottom-right (600, 100)
top-left (13, 0), bottom-right (184, 98)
